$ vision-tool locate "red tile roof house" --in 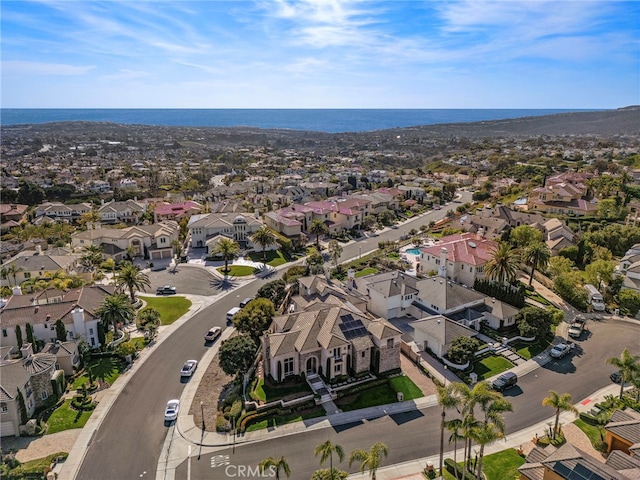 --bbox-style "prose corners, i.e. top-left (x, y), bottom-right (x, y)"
top-left (418, 233), bottom-right (497, 286)
top-left (153, 200), bottom-right (203, 222)
top-left (305, 197), bottom-right (371, 234)
top-left (0, 204), bottom-right (28, 232)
